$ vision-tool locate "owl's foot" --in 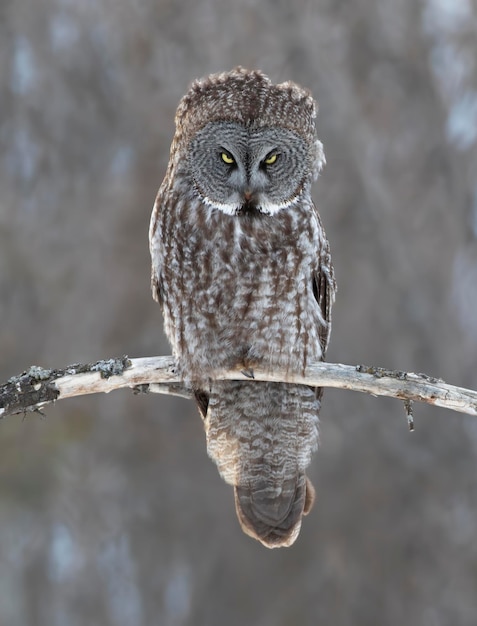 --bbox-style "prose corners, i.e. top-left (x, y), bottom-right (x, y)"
top-left (240, 367), bottom-right (255, 379)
